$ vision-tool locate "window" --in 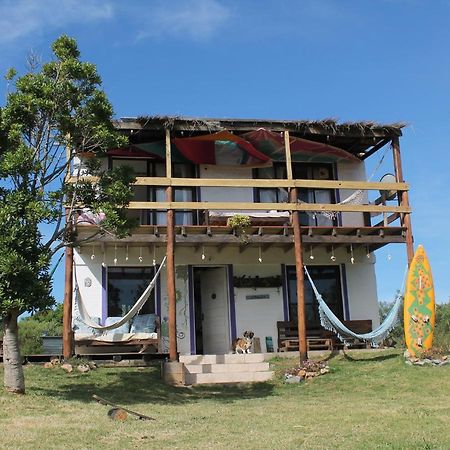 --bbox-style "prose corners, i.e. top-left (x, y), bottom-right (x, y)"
top-left (287, 265), bottom-right (343, 330)
top-left (254, 162), bottom-right (336, 226)
top-left (110, 158), bottom-right (197, 226)
top-left (107, 266), bottom-right (155, 317)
